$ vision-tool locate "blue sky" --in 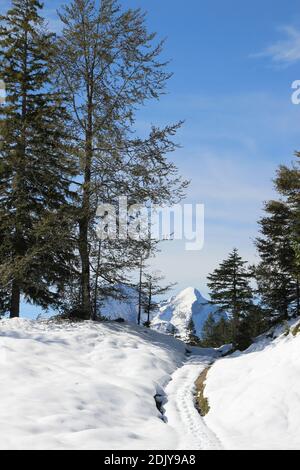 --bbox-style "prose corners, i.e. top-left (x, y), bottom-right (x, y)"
top-left (2, 0), bottom-right (300, 314)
